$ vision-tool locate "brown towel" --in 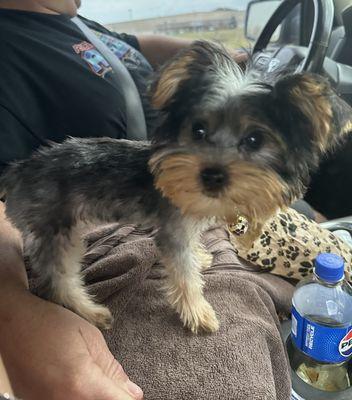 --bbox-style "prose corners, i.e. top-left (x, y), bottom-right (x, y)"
top-left (79, 224), bottom-right (294, 400)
